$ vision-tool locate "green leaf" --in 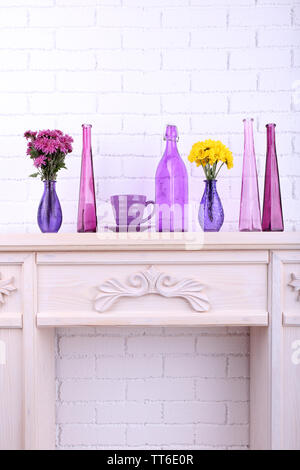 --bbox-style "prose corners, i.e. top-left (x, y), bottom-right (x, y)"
top-left (29, 172), bottom-right (39, 178)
